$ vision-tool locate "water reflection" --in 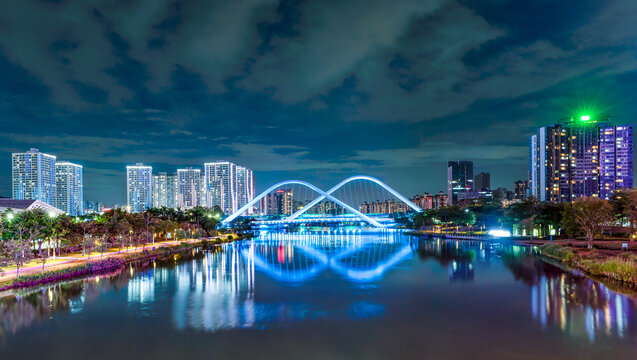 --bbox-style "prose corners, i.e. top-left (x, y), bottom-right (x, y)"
top-left (500, 249), bottom-right (633, 342)
top-left (0, 234), bottom-right (635, 345)
top-left (247, 232), bottom-right (414, 283)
